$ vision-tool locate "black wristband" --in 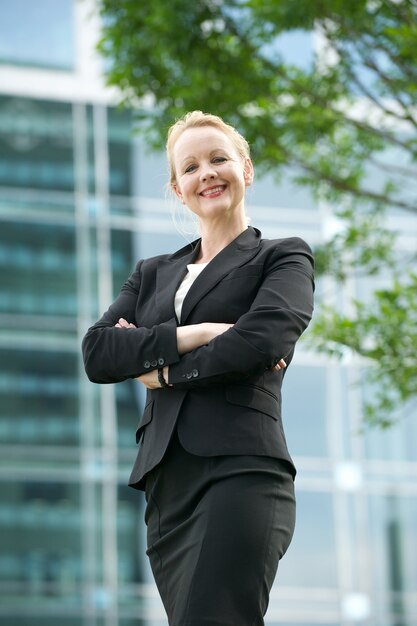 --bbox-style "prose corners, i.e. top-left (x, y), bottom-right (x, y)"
top-left (158, 367), bottom-right (169, 388)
